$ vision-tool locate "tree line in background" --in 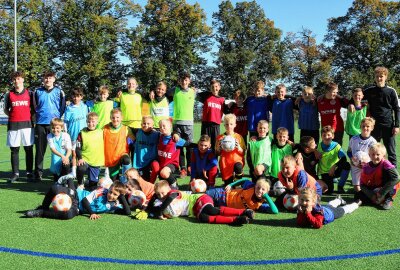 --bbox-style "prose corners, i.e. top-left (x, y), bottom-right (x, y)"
top-left (0, 0), bottom-right (399, 99)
